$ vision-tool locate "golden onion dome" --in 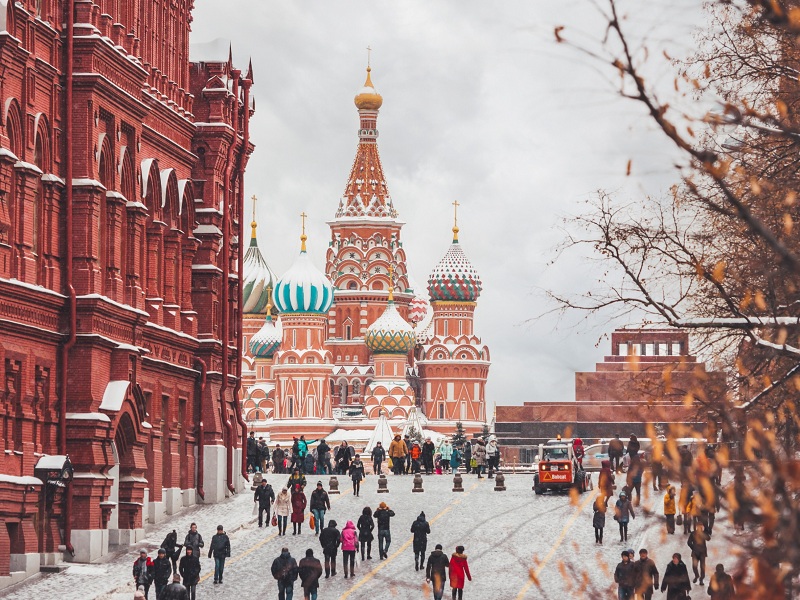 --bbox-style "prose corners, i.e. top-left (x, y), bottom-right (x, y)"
top-left (354, 67), bottom-right (383, 110)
